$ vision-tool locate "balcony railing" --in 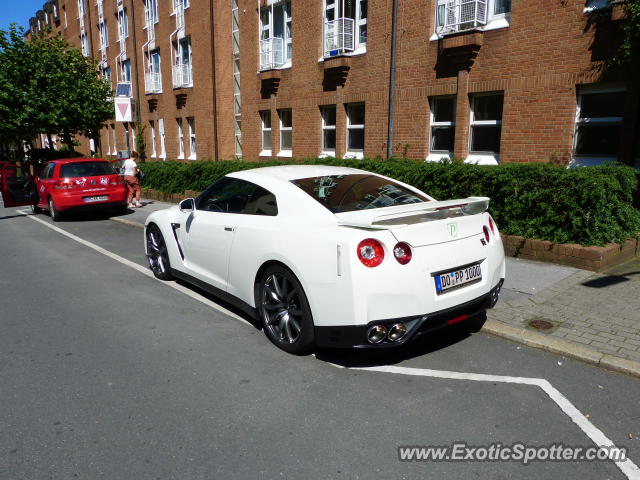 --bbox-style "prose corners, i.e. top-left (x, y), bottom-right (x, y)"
top-left (259, 37), bottom-right (284, 70)
top-left (437, 0), bottom-right (488, 35)
top-left (146, 18), bottom-right (155, 42)
top-left (145, 72), bottom-right (162, 93)
top-left (172, 64), bottom-right (192, 88)
top-left (323, 17), bottom-right (354, 57)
